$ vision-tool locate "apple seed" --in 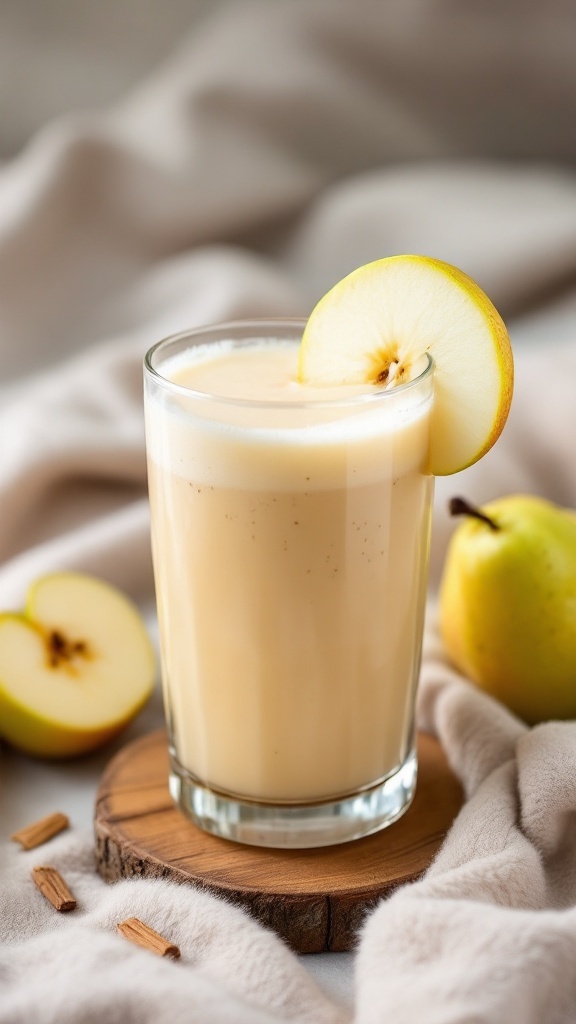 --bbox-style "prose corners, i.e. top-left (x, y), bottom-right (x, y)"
top-left (47, 630), bottom-right (90, 669)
